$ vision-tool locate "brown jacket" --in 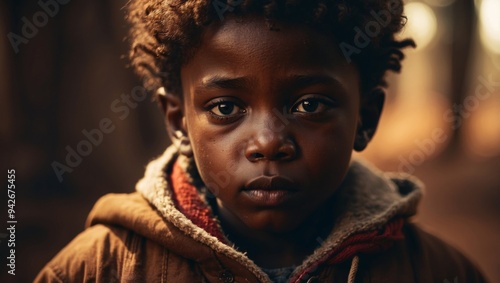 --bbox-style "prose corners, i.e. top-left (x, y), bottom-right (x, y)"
top-left (35, 146), bottom-right (486, 283)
